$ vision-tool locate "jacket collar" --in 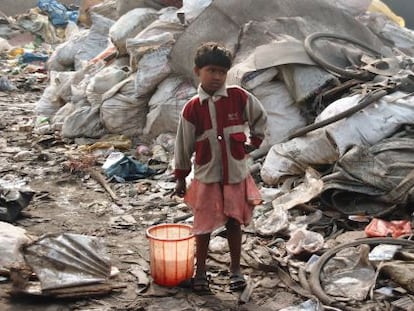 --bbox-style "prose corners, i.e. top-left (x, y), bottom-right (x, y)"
top-left (198, 84), bottom-right (228, 104)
